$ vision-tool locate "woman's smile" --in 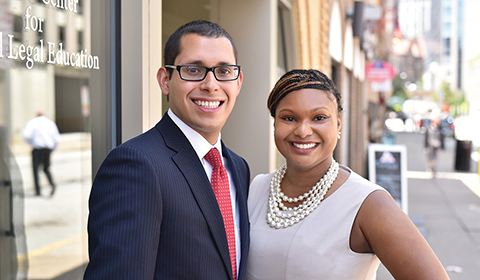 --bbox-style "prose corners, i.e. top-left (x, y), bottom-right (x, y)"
top-left (291, 142), bottom-right (318, 150)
